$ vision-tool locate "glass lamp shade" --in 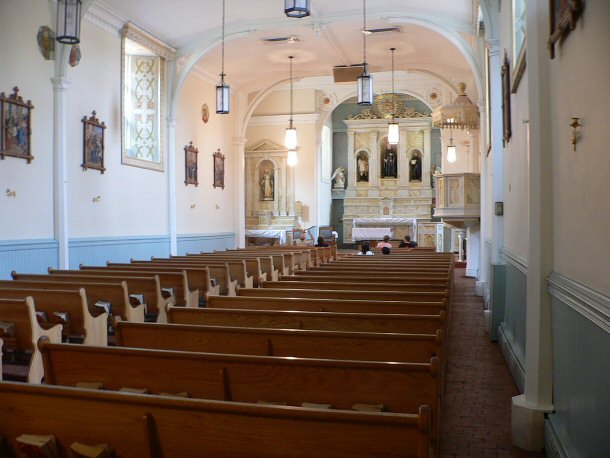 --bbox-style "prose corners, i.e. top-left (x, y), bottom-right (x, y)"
top-left (216, 83), bottom-right (230, 114)
top-left (447, 145), bottom-right (457, 163)
top-left (388, 121), bottom-right (399, 145)
top-left (285, 127), bottom-right (298, 150)
top-left (284, 0), bottom-right (310, 18)
top-left (56, 0), bottom-right (82, 44)
top-left (357, 73), bottom-right (373, 106)
top-left (287, 149), bottom-right (298, 167)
